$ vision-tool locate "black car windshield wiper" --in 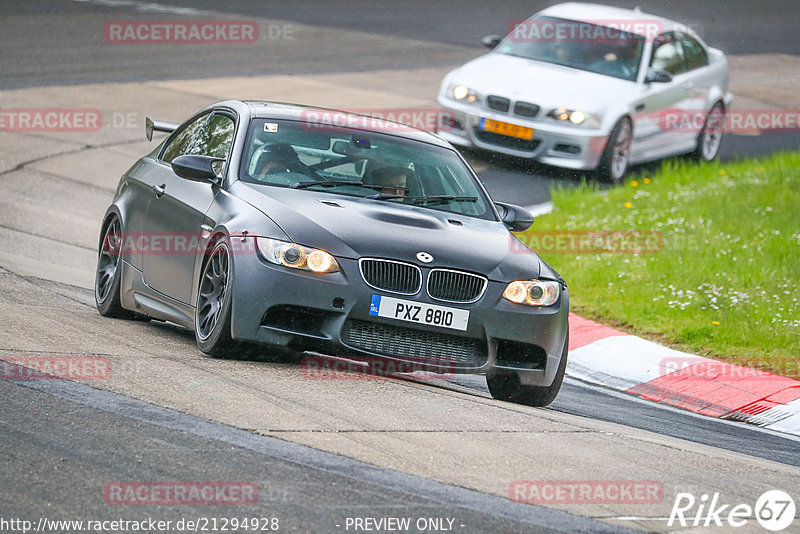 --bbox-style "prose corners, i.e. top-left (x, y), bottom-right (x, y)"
top-left (407, 195), bottom-right (478, 206)
top-left (291, 180), bottom-right (379, 189)
top-left (365, 192), bottom-right (406, 201)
